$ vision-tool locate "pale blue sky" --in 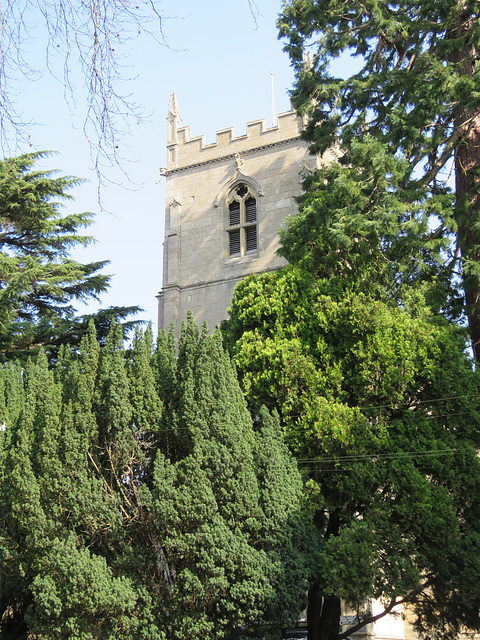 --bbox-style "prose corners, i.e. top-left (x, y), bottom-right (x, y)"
top-left (10, 1), bottom-right (301, 328)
